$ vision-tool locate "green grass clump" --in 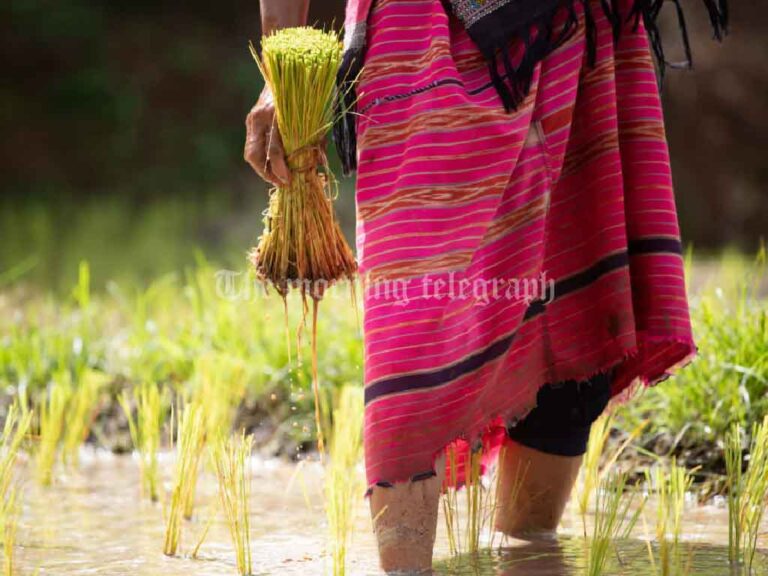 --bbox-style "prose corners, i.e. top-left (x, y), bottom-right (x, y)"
top-left (725, 416), bottom-right (768, 571)
top-left (213, 432), bottom-right (254, 576)
top-left (163, 401), bottom-right (206, 556)
top-left (325, 386), bottom-right (364, 576)
top-left (119, 381), bottom-right (168, 502)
